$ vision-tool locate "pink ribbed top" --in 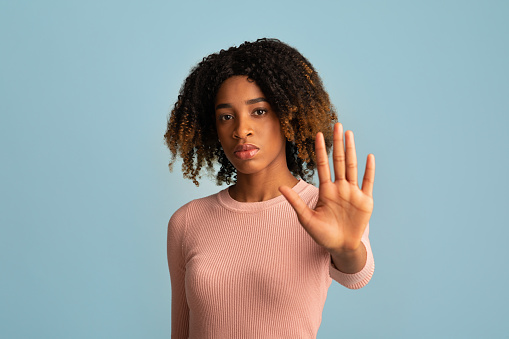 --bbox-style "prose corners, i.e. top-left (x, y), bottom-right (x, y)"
top-left (167, 179), bottom-right (374, 338)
